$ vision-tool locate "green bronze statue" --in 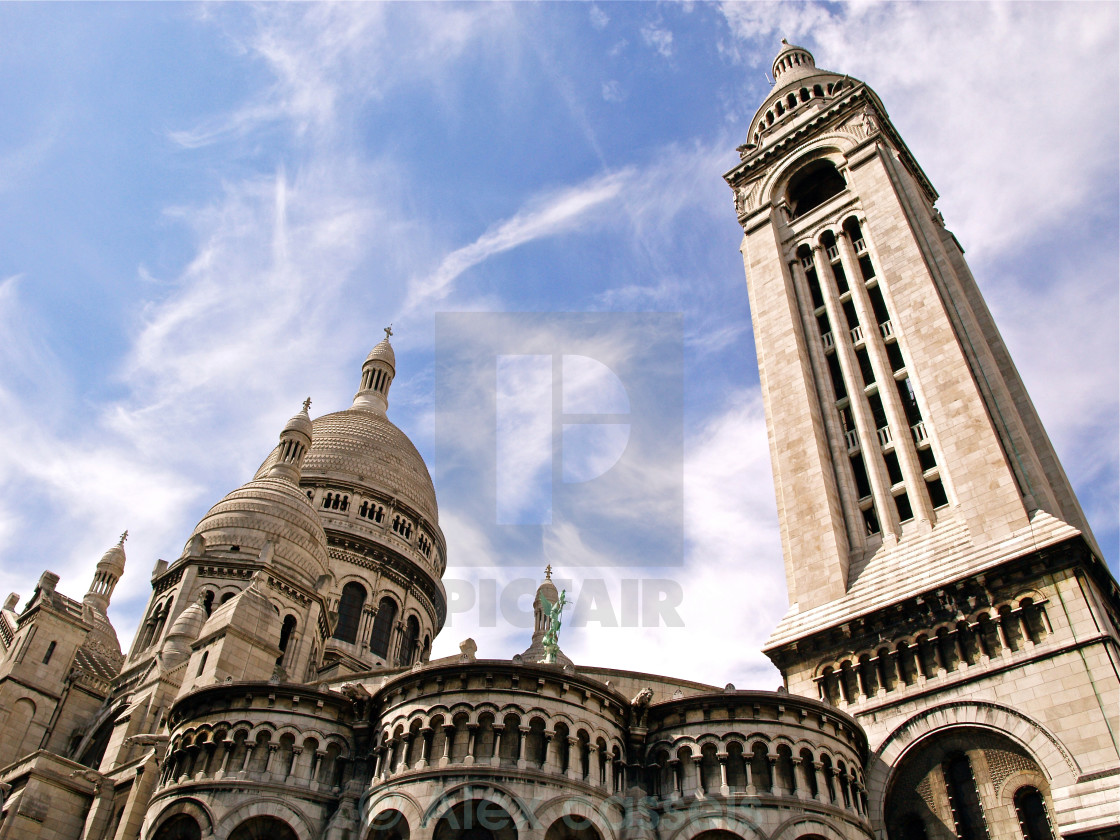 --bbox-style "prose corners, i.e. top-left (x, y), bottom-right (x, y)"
top-left (539, 588), bottom-right (567, 664)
